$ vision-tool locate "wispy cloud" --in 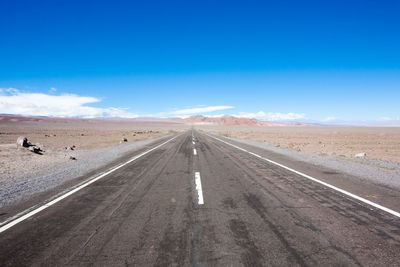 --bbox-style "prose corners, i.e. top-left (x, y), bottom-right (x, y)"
top-left (322, 116), bottom-right (338, 122)
top-left (265, 112), bottom-right (305, 121)
top-left (234, 111), bottom-right (305, 121)
top-left (235, 111), bottom-right (267, 119)
top-left (0, 88), bottom-right (138, 118)
top-left (170, 105), bottom-right (234, 115)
